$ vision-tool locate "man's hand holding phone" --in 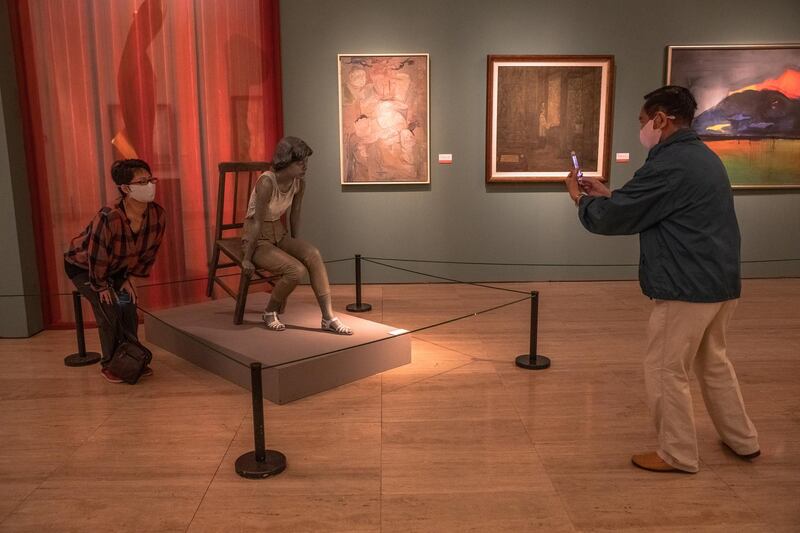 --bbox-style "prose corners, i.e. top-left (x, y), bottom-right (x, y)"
top-left (570, 150), bottom-right (584, 182)
top-left (578, 175), bottom-right (612, 198)
top-left (566, 151), bottom-right (587, 204)
top-left (564, 168), bottom-right (584, 204)
top-left (566, 150), bottom-right (612, 203)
